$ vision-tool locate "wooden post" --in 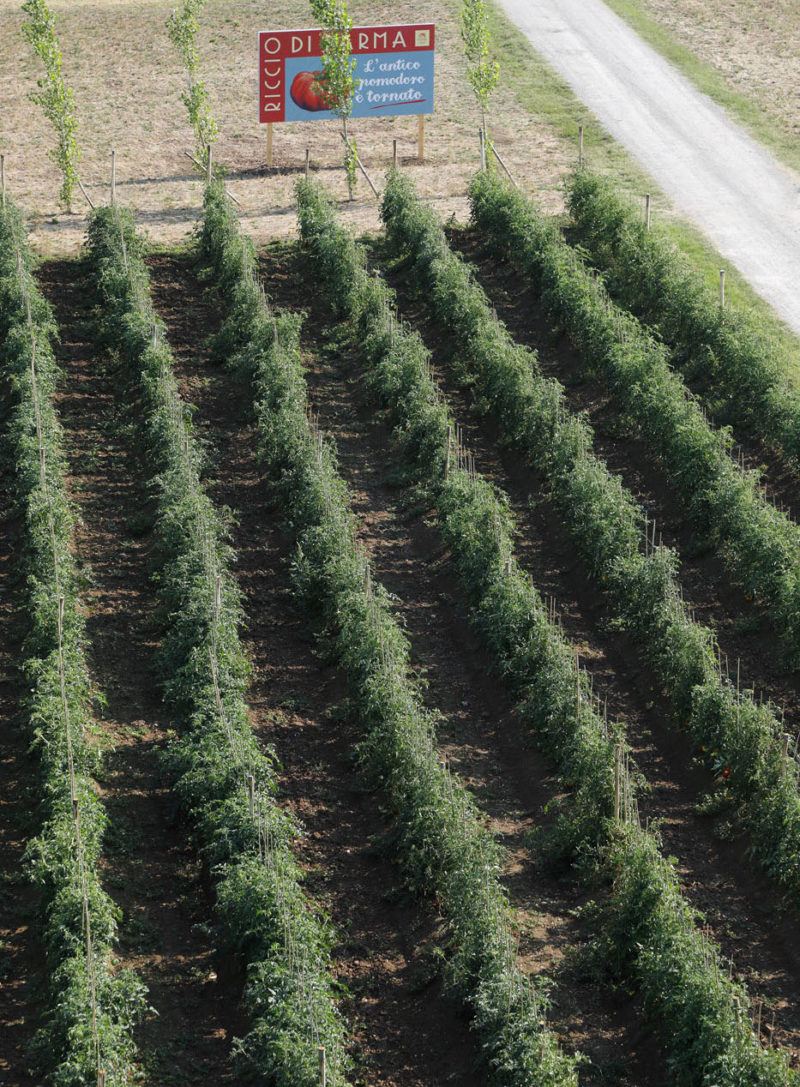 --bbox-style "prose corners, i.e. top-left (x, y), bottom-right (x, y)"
top-left (479, 127), bottom-right (486, 172)
top-left (418, 114), bottom-right (425, 162)
top-left (1, 154), bottom-right (5, 208)
top-left (614, 743), bottom-right (622, 822)
top-left (207, 145), bottom-right (213, 183)
top-left (645, 193), bottom-right (651, 230)
top-left (73, 797), bottom-right (79, 822)
top-left (445, 425), bottom-right (452, 479)
top-left (782, 732), bottom-right (791, 771)
top-left (97, 1071), bottom-right (106, 1087)
top-left (578, 125), bottom-right (584, 166)
top-left (267, 123), bottom-right (274, 167)
top-left (248, 774), bottom-right (255, 819)
top-left (318, 1046), bottom-right (326, 1087)
top-left (110, 149), bottom-right (116, 205)
top-left (305, 147), bottom-right (310, 179)
top-left (393, 138), bottom-right (398, 168)
top-left (719, 269), bottom-right (726, 308)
